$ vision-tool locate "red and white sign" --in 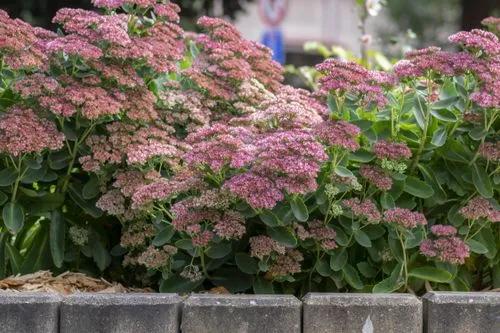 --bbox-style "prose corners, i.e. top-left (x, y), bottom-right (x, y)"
top-left (258, 0), bottom-right (289, 27)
